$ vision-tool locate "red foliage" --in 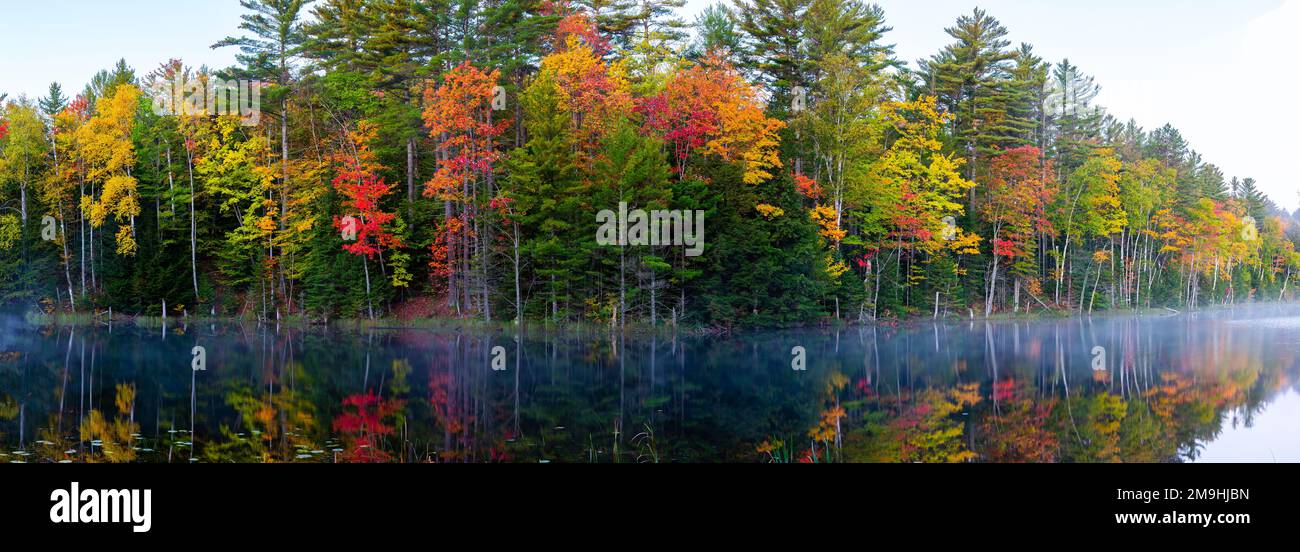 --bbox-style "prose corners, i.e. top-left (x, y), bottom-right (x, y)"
top-left (993, 239), bottom-right (1020, 259)
top-left (429, 372), bottom-right (472, 436)
top-left (422, 62), bottom-right (508, 294)
top-left (993, 379), bottom-right (1018, 402)
top-left (68, 95), bottom-right (89, 117)
top-left (552, 11), bottom-right (611, 57)
top-left (331, 121), bottom-right (402, 259)
top-left (793, 173), bottom-right (824, 200)
top-left (428, 217), bottom-right (468, 294)
top-left (332, 392), bottom-right (405, 463)
top-left (980, 379), bottom-right (1058, 463)
top-left (639, 93), bottom-right (718, 170)
top-left (423, 62), bottom-right (508, 202)
top-left (637, 52), bottom-right (782, 183)
top-left (983, 146), bottom-right (1056, 261)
